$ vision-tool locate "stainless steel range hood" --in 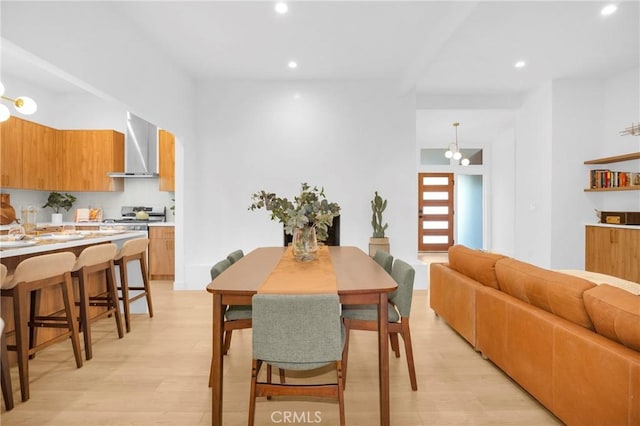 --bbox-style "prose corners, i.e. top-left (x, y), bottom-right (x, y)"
top-left (108, 112), bottom-right (159, 178)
